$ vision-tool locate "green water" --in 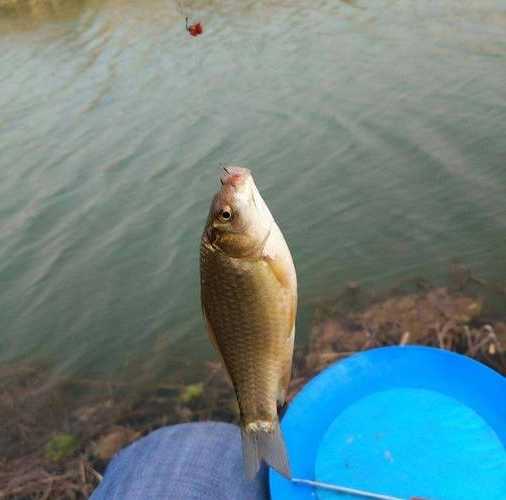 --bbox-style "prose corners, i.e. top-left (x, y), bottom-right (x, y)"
top-left (1, 0), bottom-right (505, 387)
